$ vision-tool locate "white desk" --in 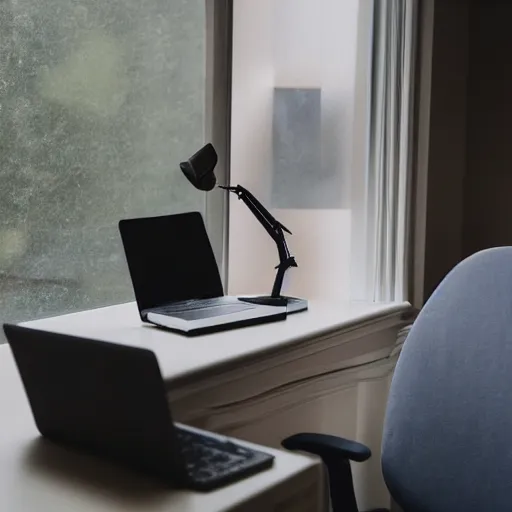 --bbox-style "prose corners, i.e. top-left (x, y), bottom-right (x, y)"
top-left (0, 348), bottom-right (323, 512)
top-left (21, 300), bottom-right (409, 510)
